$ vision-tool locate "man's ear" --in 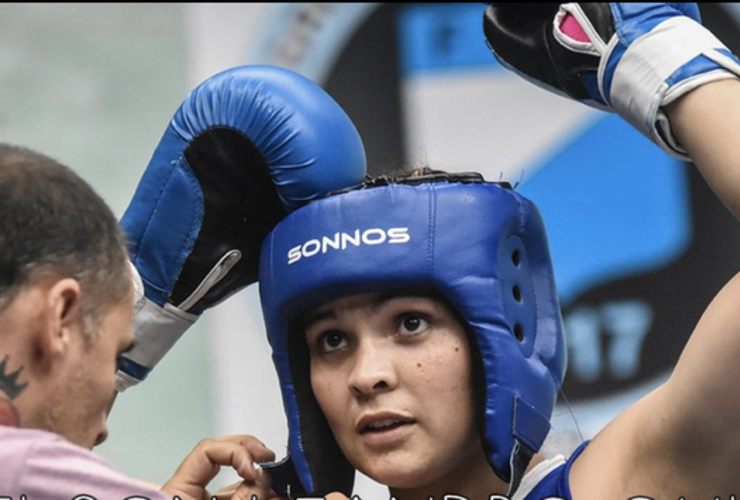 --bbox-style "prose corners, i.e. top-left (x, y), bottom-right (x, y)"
top-left (37, 278), bottom-right (83, 361)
